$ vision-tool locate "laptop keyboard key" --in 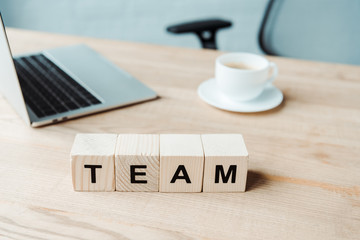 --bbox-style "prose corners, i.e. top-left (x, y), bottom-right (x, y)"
top-left (13, 54), bottom-right (102, 118)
